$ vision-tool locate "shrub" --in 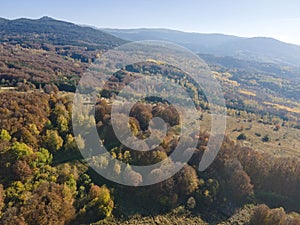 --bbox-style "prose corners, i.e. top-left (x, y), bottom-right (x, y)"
top-left (0, 129), bottom-right (11, 141)
top-left (262, 135), bottom-right (270, 142)
top-left (237, 133), bottom-right (247, 140)
top-left (254, 132), bottom-right (261, 137)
